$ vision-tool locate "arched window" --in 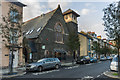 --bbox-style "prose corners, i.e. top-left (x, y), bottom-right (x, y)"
top-left (54, 23), bottom-right (64, 43)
